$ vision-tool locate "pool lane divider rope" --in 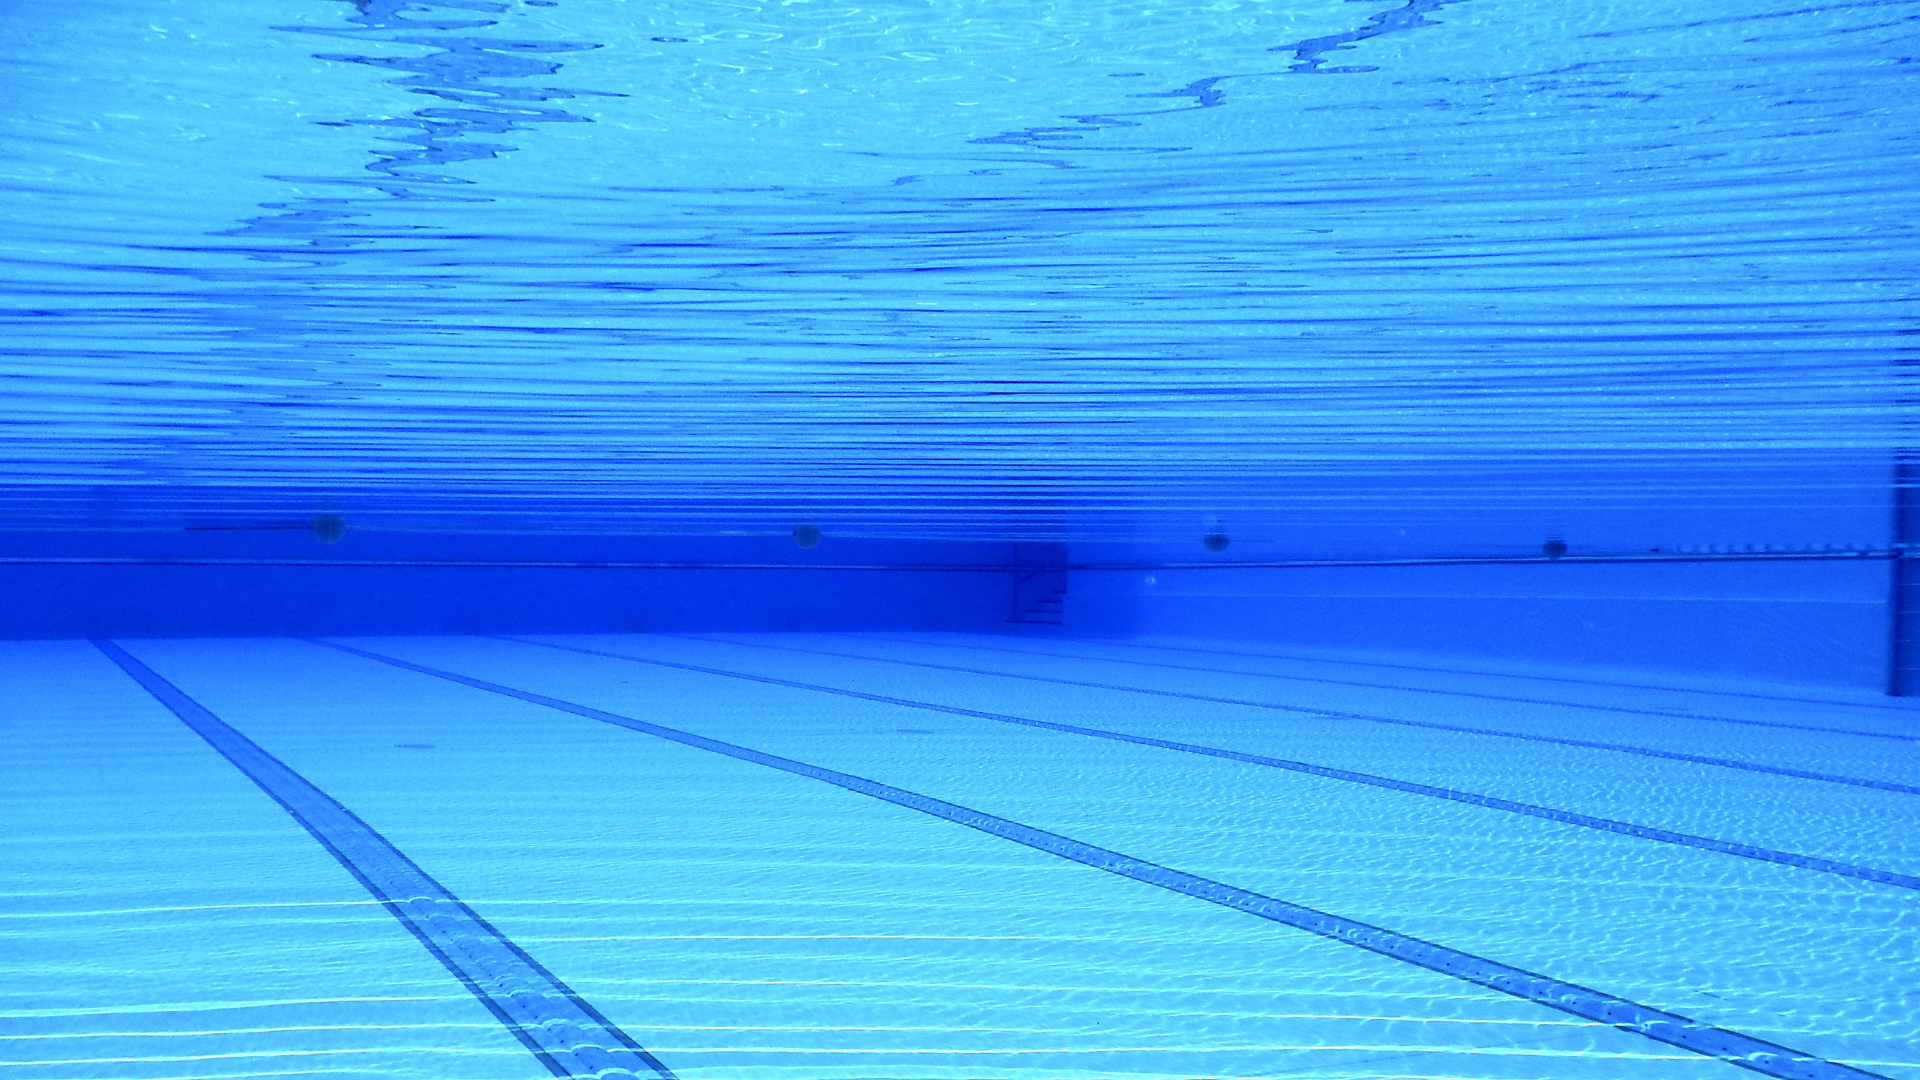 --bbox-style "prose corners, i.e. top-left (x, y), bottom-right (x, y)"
top-left (92, 639), bottom-right (678, 1080)
top-left (310, 637), bottom-right (1891, 1080)
top-left (506, 636), bottom-right (1920, 894)
top-left (657, 636), bottom-right (1919, 796)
